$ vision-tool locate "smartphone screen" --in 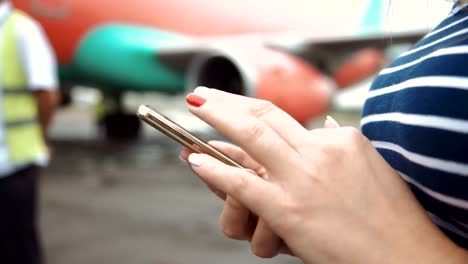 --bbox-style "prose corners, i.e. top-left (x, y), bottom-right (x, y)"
top-left (137, 105), bottom-right (243, 168)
